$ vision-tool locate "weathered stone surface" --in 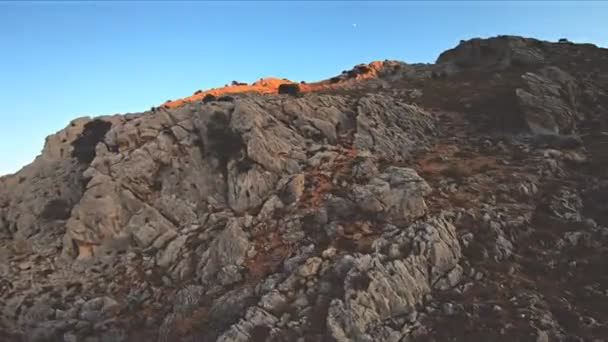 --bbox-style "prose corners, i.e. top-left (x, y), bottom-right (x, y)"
top-left (297, 257), bottom-right (323, 277)
top-left (197, 219), bottom-right (250, 287)
top-left (327, 217), bottom-right (461, 342)
top-left (437, 35), bottom-right (545, 69)
top-left (260, 290), bottom-right (288, 315)
top-left (157, 235), bottom-right (188, 268)
top-left (354, 95), bottom-right (436, 161)
top-left (227, 163), bottom-right (279, 213)
top-left (517, 66), bottom-right (580, 134)
top-left (216, 307), bottom-right (279, 342)
top-left (353, 167), bottom-right (432, 222)
top-left (2, 35), bottom-right (607, 342)
top-left (129, 205), bottom-right (176, 247)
